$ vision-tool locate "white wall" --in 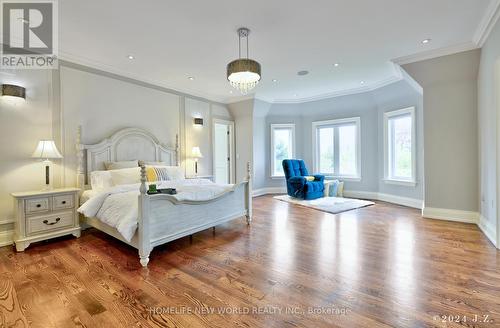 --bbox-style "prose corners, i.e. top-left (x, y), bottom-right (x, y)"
top-left (403, 49), bottom-right (480, 214)
top-left (478, 17), bottom-right (500, 247)
top-left (0, 70), bottom-right (54, 243)
top-left (228, 99), bottom-right (253, 183)
top-left (184, 98), bottom-right (211, 176)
